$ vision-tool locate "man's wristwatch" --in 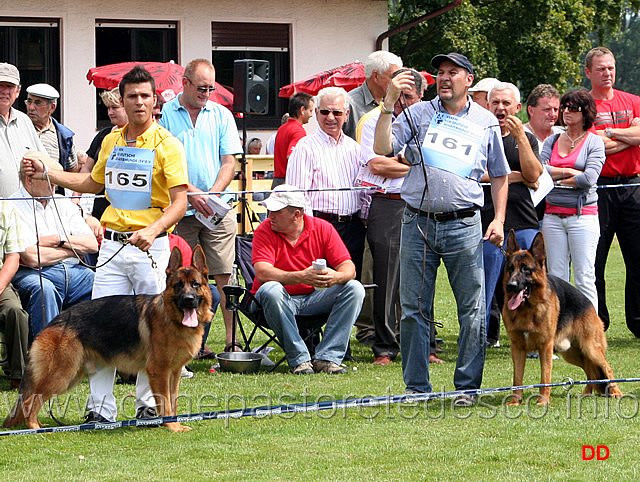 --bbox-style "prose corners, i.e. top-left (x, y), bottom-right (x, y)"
top-left (605, 127), bottom-right (613, 138)
top-left (57, 238), bottom-right (66, 248)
